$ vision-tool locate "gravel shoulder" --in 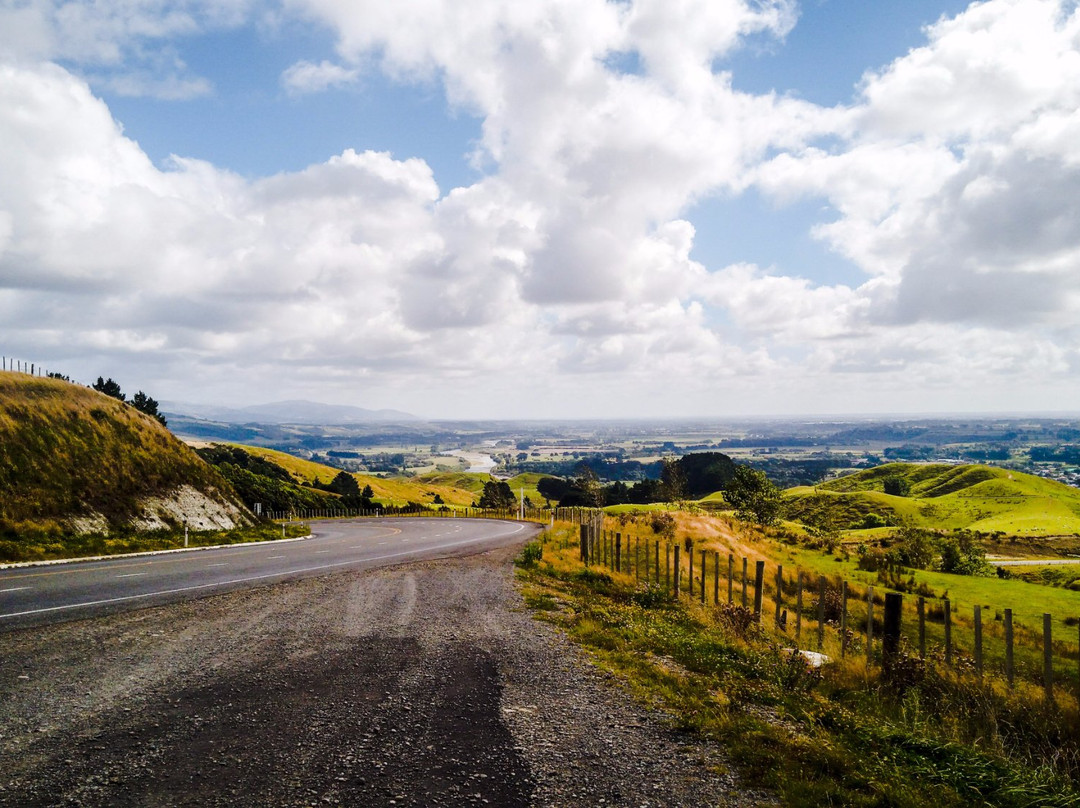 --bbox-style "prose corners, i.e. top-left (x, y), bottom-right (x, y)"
top-left (0, 544), bottom-right (755, 807)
